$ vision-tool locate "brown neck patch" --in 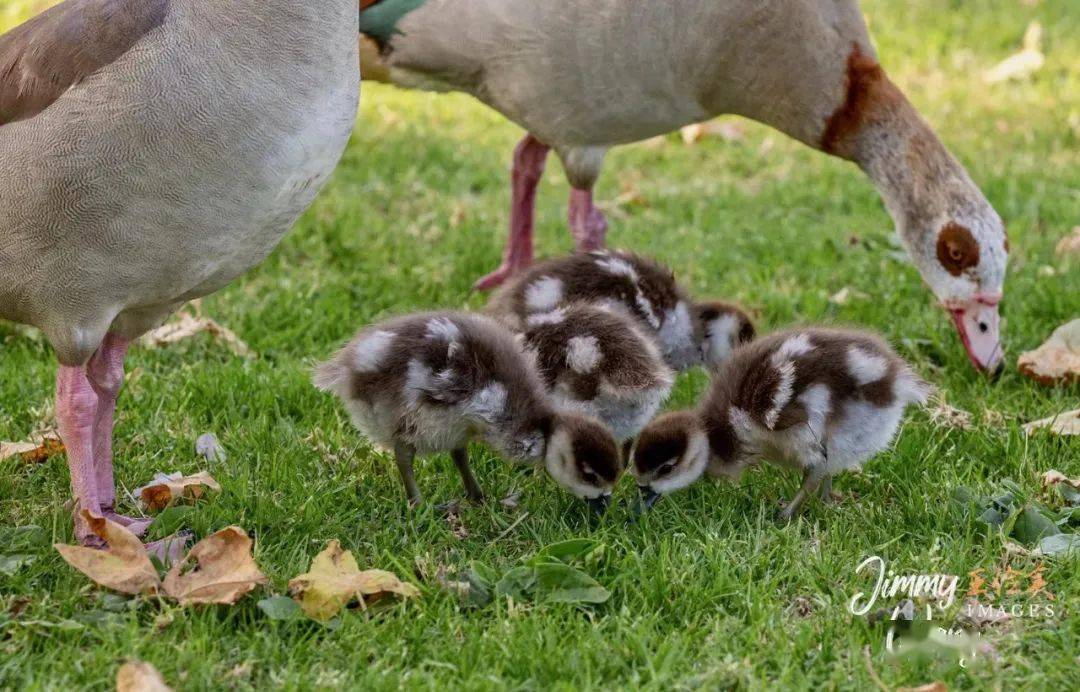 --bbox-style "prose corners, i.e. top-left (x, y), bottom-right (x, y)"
top-left (936, 223), bottom-right (980, 276)
top-left (821, 43), bottom-right (903, 157)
